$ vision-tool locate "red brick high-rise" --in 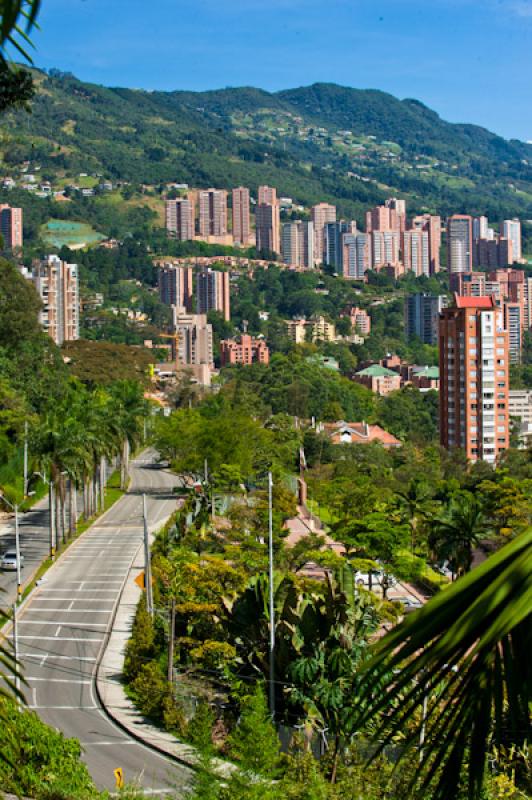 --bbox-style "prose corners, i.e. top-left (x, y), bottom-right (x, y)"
top-left (439, 295), bottom-right (509, 464)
